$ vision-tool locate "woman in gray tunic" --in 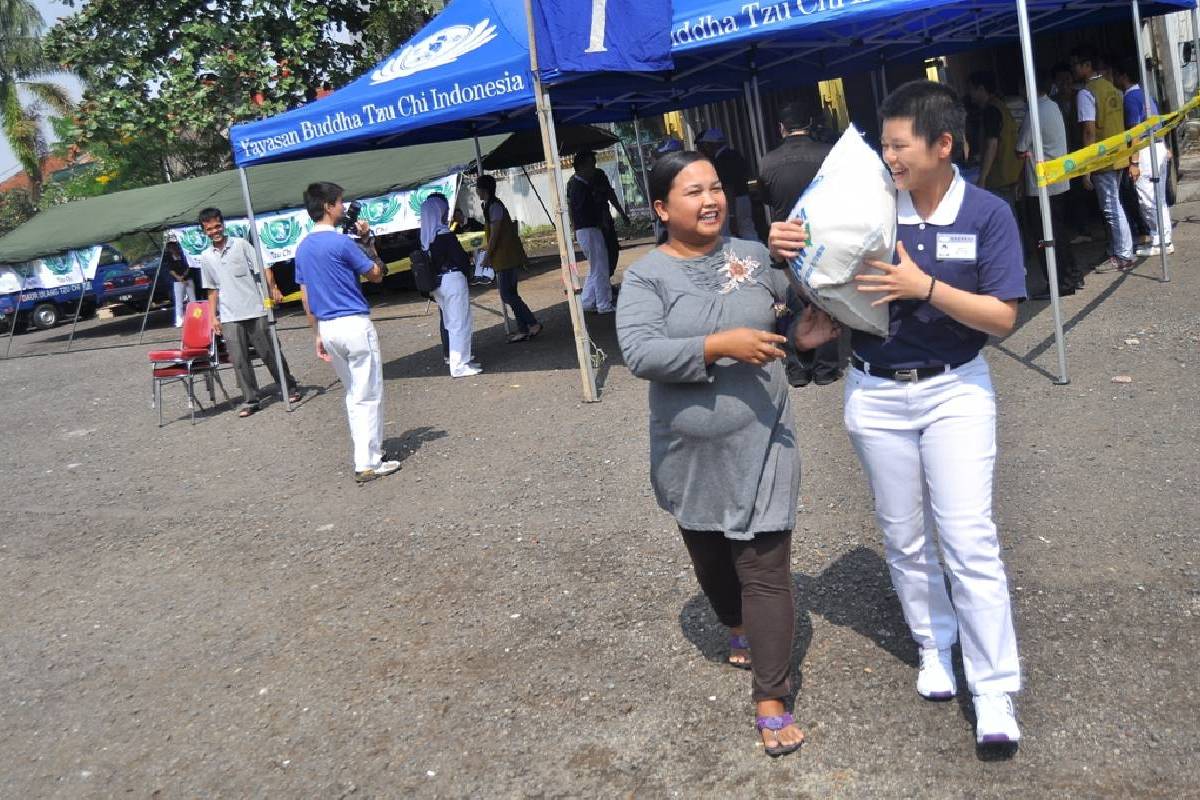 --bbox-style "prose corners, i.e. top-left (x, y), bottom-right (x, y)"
top-left (616, 151), bottom-right (838, 757)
